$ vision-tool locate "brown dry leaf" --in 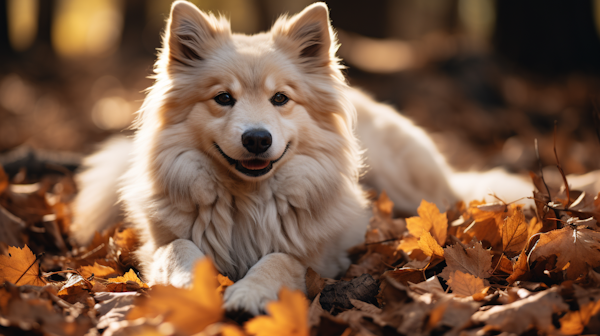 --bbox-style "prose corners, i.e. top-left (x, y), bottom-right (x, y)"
top-left (417, 231), bottom-right (444, 257)
top-left (106, 269), bottom-right (149, 292)
top-left (529, 226), bottom-right (600, 279)
top-left (245, 287), bottom-right (309, 336)
top-left (471, 288), bottom-right (568, 334)
top-left (79, 262), bottom-right (118, 279)
top-left (127, 258), bottom-right (223, 334)
top-left (406, 200), bottom-right (447, 245)
top-left (439, 241), bottom-right (492, 280)
top-left (217, 273), bottom-right (234, 296)
top-left (365, 192), bottom-right (406, 244)
top-left (305, 267), bottom-right (325, 300)
top-left (502, 209), bottom-right (528, 253)
top-left (0, 204), bottom-right (26, 247)
top-left (0, 165), bottom-right (8, 194)
top-left (446, 270), bottom-right (486, 297)
top-left (0, 245), bottom-right (45, 286)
